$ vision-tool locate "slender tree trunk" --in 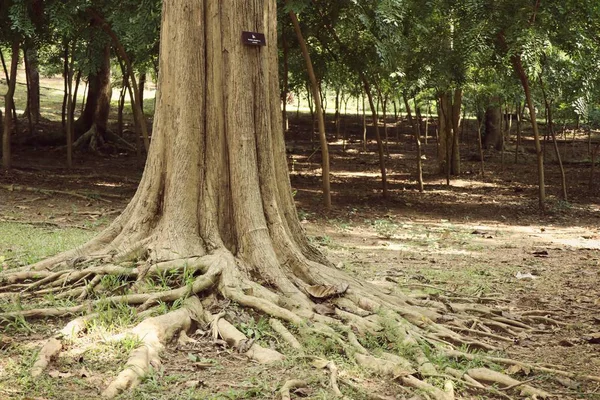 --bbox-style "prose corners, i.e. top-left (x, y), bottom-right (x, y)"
top-left (281, 27), bottom-right (289, 134)
top-left (2, 41), bottom-right (19, 169)
top-left (393, 99), bottom-right (400, 142)
top-left (115, 57), bottom-right (141, 159)
top-left (23, 48), bottom-right (34, 135)
top-left (591, 143), bottom-right (600, 190)
top-left (66, 42), bottom-right (78, 168)
top-left (363, 80), bottom-right (388, 198)
top-left (362, 92), bottom-right (367, 152)
top-left (383, 95), bottom-right (389, 157)
top-left (438, 90), bottom-right (461, 177)
top-left (138, 72), bottom-right (146, 112)
top-left (0, 48), bottom-right (18, 126)
top-left (334, 89), bottom-right (340, 140)
top-left (117, 75), bottom-right (127, 136)
top-left (80, 81), bottom-right (88, 113)
top-left (404, 94), bottom-right (424, 192)
top-left (425, 101), bottom-right (431, 146)
top-left (477, 115), bottom-right (485, 177)
top-left (450, 90), bottom-right (462, 176)
top-left (515, 102), bottom-right (523, 164)
top-left (342, 95), bottom-right (349, 152)
top-left (512, 54), bottom-right (545, 211)
top-left (306, 85), bottom-right (315, 145)
top-left (289, 8), bottom-right (331, 209)
top-left (539, 77), bottom-right (567, 202)
top-left (62, 45), bottom-right (68, 129)
top-left (23, 46), bottom-right (41, 124)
